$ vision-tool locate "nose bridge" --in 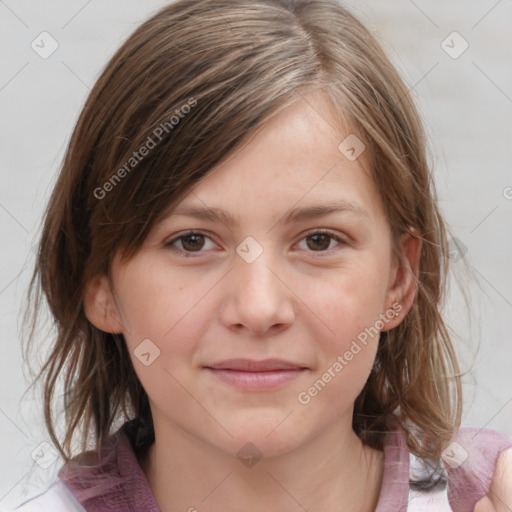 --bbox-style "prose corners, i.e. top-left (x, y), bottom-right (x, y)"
top-left (237, 250), bottom-right (277, 294)
top-left (222, 238), bottom-right (294, 334)
top-left (235, 240), bottom-right (282, 303)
